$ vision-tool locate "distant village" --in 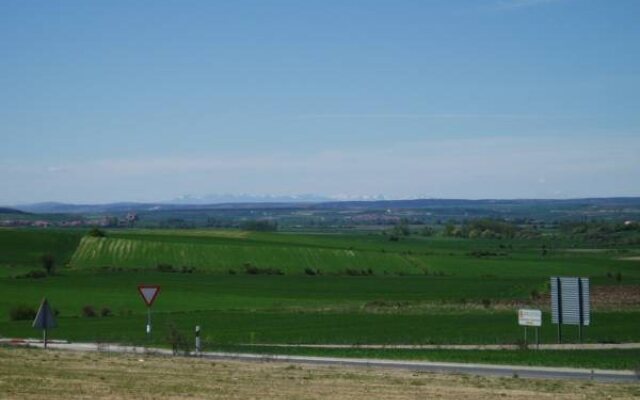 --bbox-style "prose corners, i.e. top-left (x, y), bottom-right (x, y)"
top-left (0, 213), bottom-right (138, 228)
